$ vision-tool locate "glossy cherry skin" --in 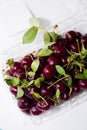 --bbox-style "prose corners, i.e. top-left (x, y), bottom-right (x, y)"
top-left (58, 38), bottom-right (68, 47)
top-left (25, 86), bottom-right (39, 99)
top-left (61, 55), bottom-right (68, 66)
top-left (52, 44), bottom-right (66, 57)
top-left (72, 85), bottom-right (80, 94)
top-left (21, 56), bottom-right (32, 69)
top-left (13, 68), bottom-right (26, 79)
top-left (43, 64), bottom-right (56, 79)
top-left (6, 68), bottom-right (16, 76)
top-left (30, 104), bottom-right (42, 115)
top-left (18, 97), bottom-right (32, 109)
top-left (13, 62), bottom-right (21, 70)
top-left (36, 99), bottom-right (51, 111)
top-left (47, 55), bottom-right (61, 65)
top-left (60, 90), bottom-right (70, 101)
top-left (40, 83), bottom-right (55, 97)
top-left (65, 31), bottom-right (77, 41)
top-left (68, 42), bottom-right (79, 52)
top-left (76, 79), bottom-right (87, 89)
top-left (76, 32), bottom-right (82, 39)
top-left (55, 81), bottom-right (66, 93)
top-left (10, 86), bottom-right (17, 96)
